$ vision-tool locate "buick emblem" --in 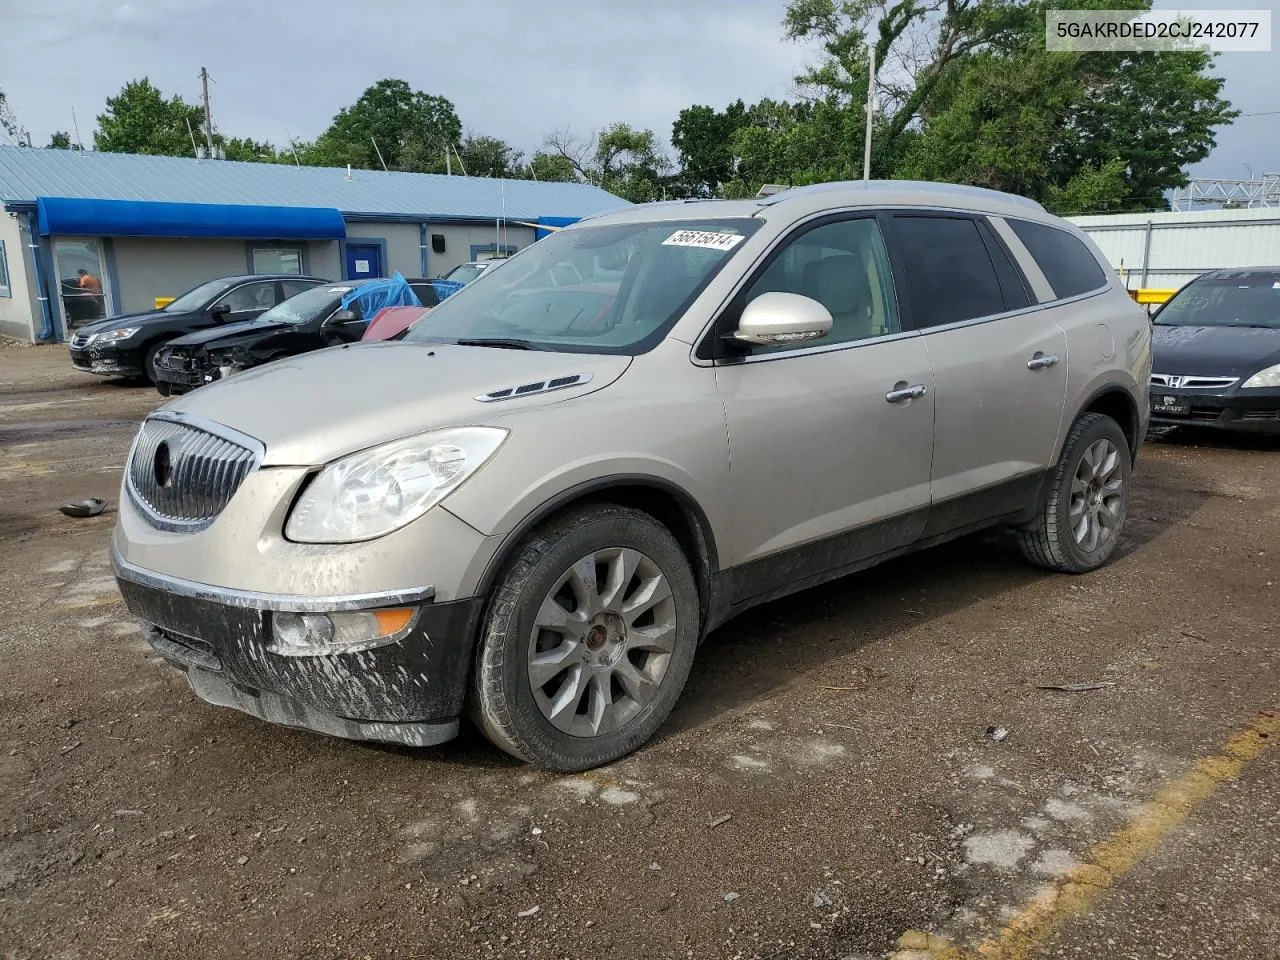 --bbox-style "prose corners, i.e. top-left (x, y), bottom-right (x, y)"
top-left (154, 441), bottom-right (173, 487)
